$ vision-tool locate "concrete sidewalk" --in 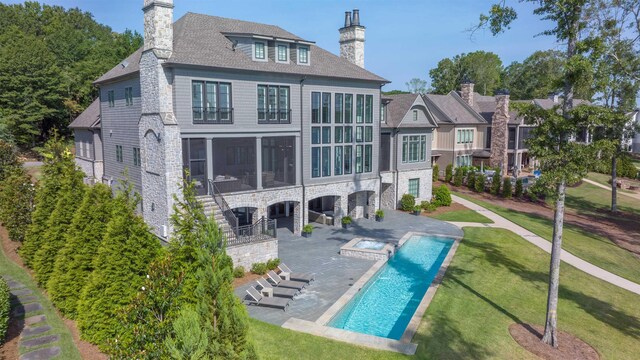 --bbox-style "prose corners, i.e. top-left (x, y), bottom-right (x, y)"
top-left (582, 178), bottom-right (640, 201)
top-left (451, 195), bottom-right (640, 296)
